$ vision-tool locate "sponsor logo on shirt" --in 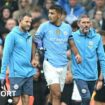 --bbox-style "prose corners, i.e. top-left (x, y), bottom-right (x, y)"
top-left (49, 38), bottom-right (67, 43)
